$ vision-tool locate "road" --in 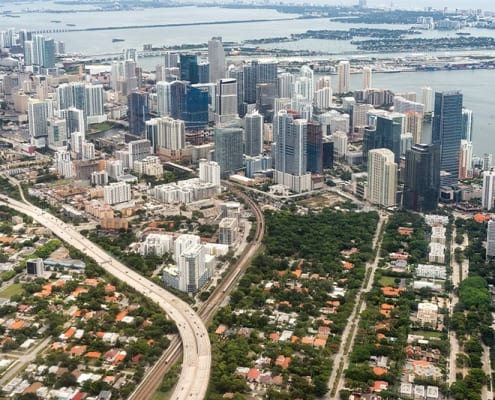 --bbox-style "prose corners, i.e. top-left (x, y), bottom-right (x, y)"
top-left (326, 213), bottom-right (387, 398)
top-left (0, 195), bottom-right (211, 400)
